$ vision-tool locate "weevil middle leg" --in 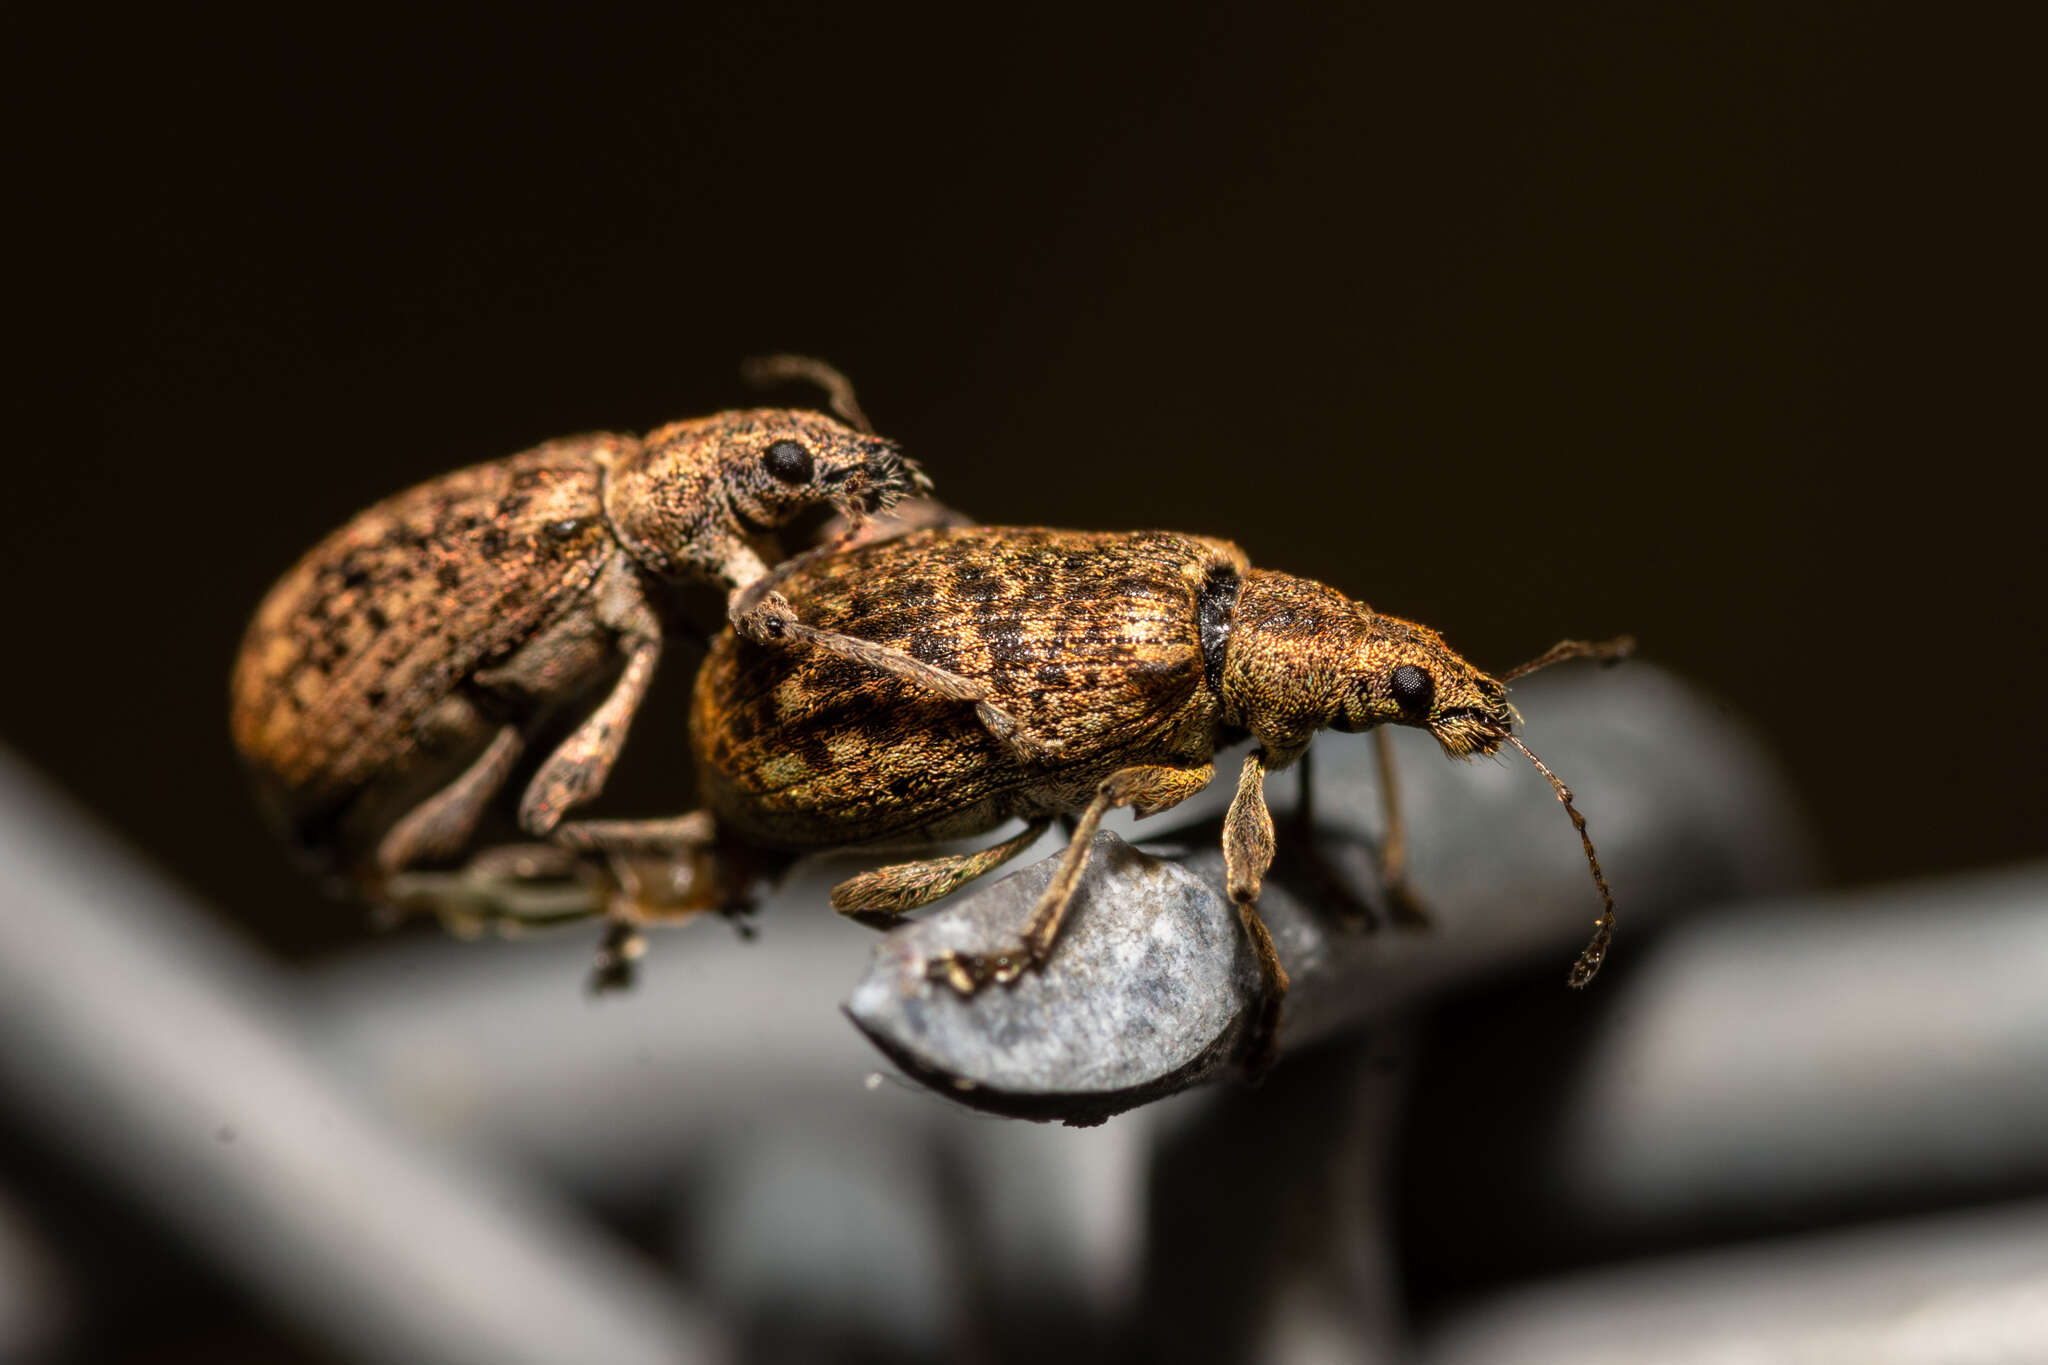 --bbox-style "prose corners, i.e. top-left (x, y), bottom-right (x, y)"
top-left (829, 818), bottom-right (1054, 921)
top-left (1221, 748), bottom-right (1292, 1068)
top-left (1284, 738), bottom-right (1431, 931)
top-left (925, 763), bottom-right (1216, 993)
top-left (1369, 729), bottom-right (1431, 926)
